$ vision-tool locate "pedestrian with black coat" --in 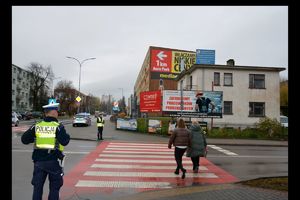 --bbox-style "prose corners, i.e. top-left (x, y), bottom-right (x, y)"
top-left (168, 118), bottom-right (191, 179)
